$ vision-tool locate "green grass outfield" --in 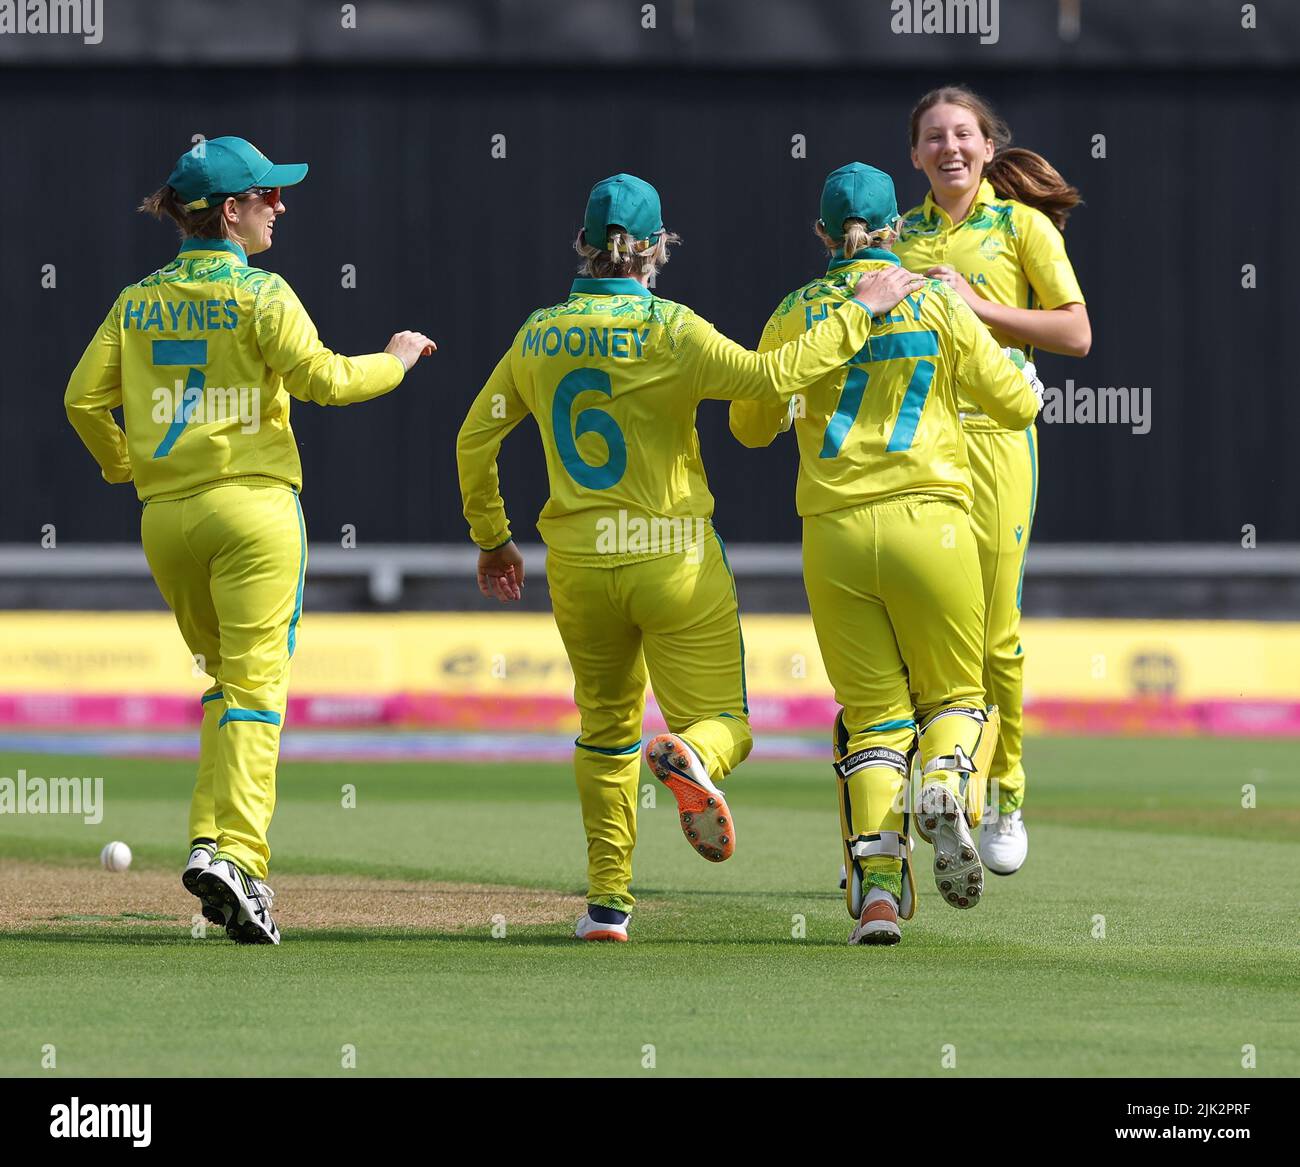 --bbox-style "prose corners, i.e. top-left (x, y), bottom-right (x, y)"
top-left (1, 736), bottom-right (1297, 1077)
